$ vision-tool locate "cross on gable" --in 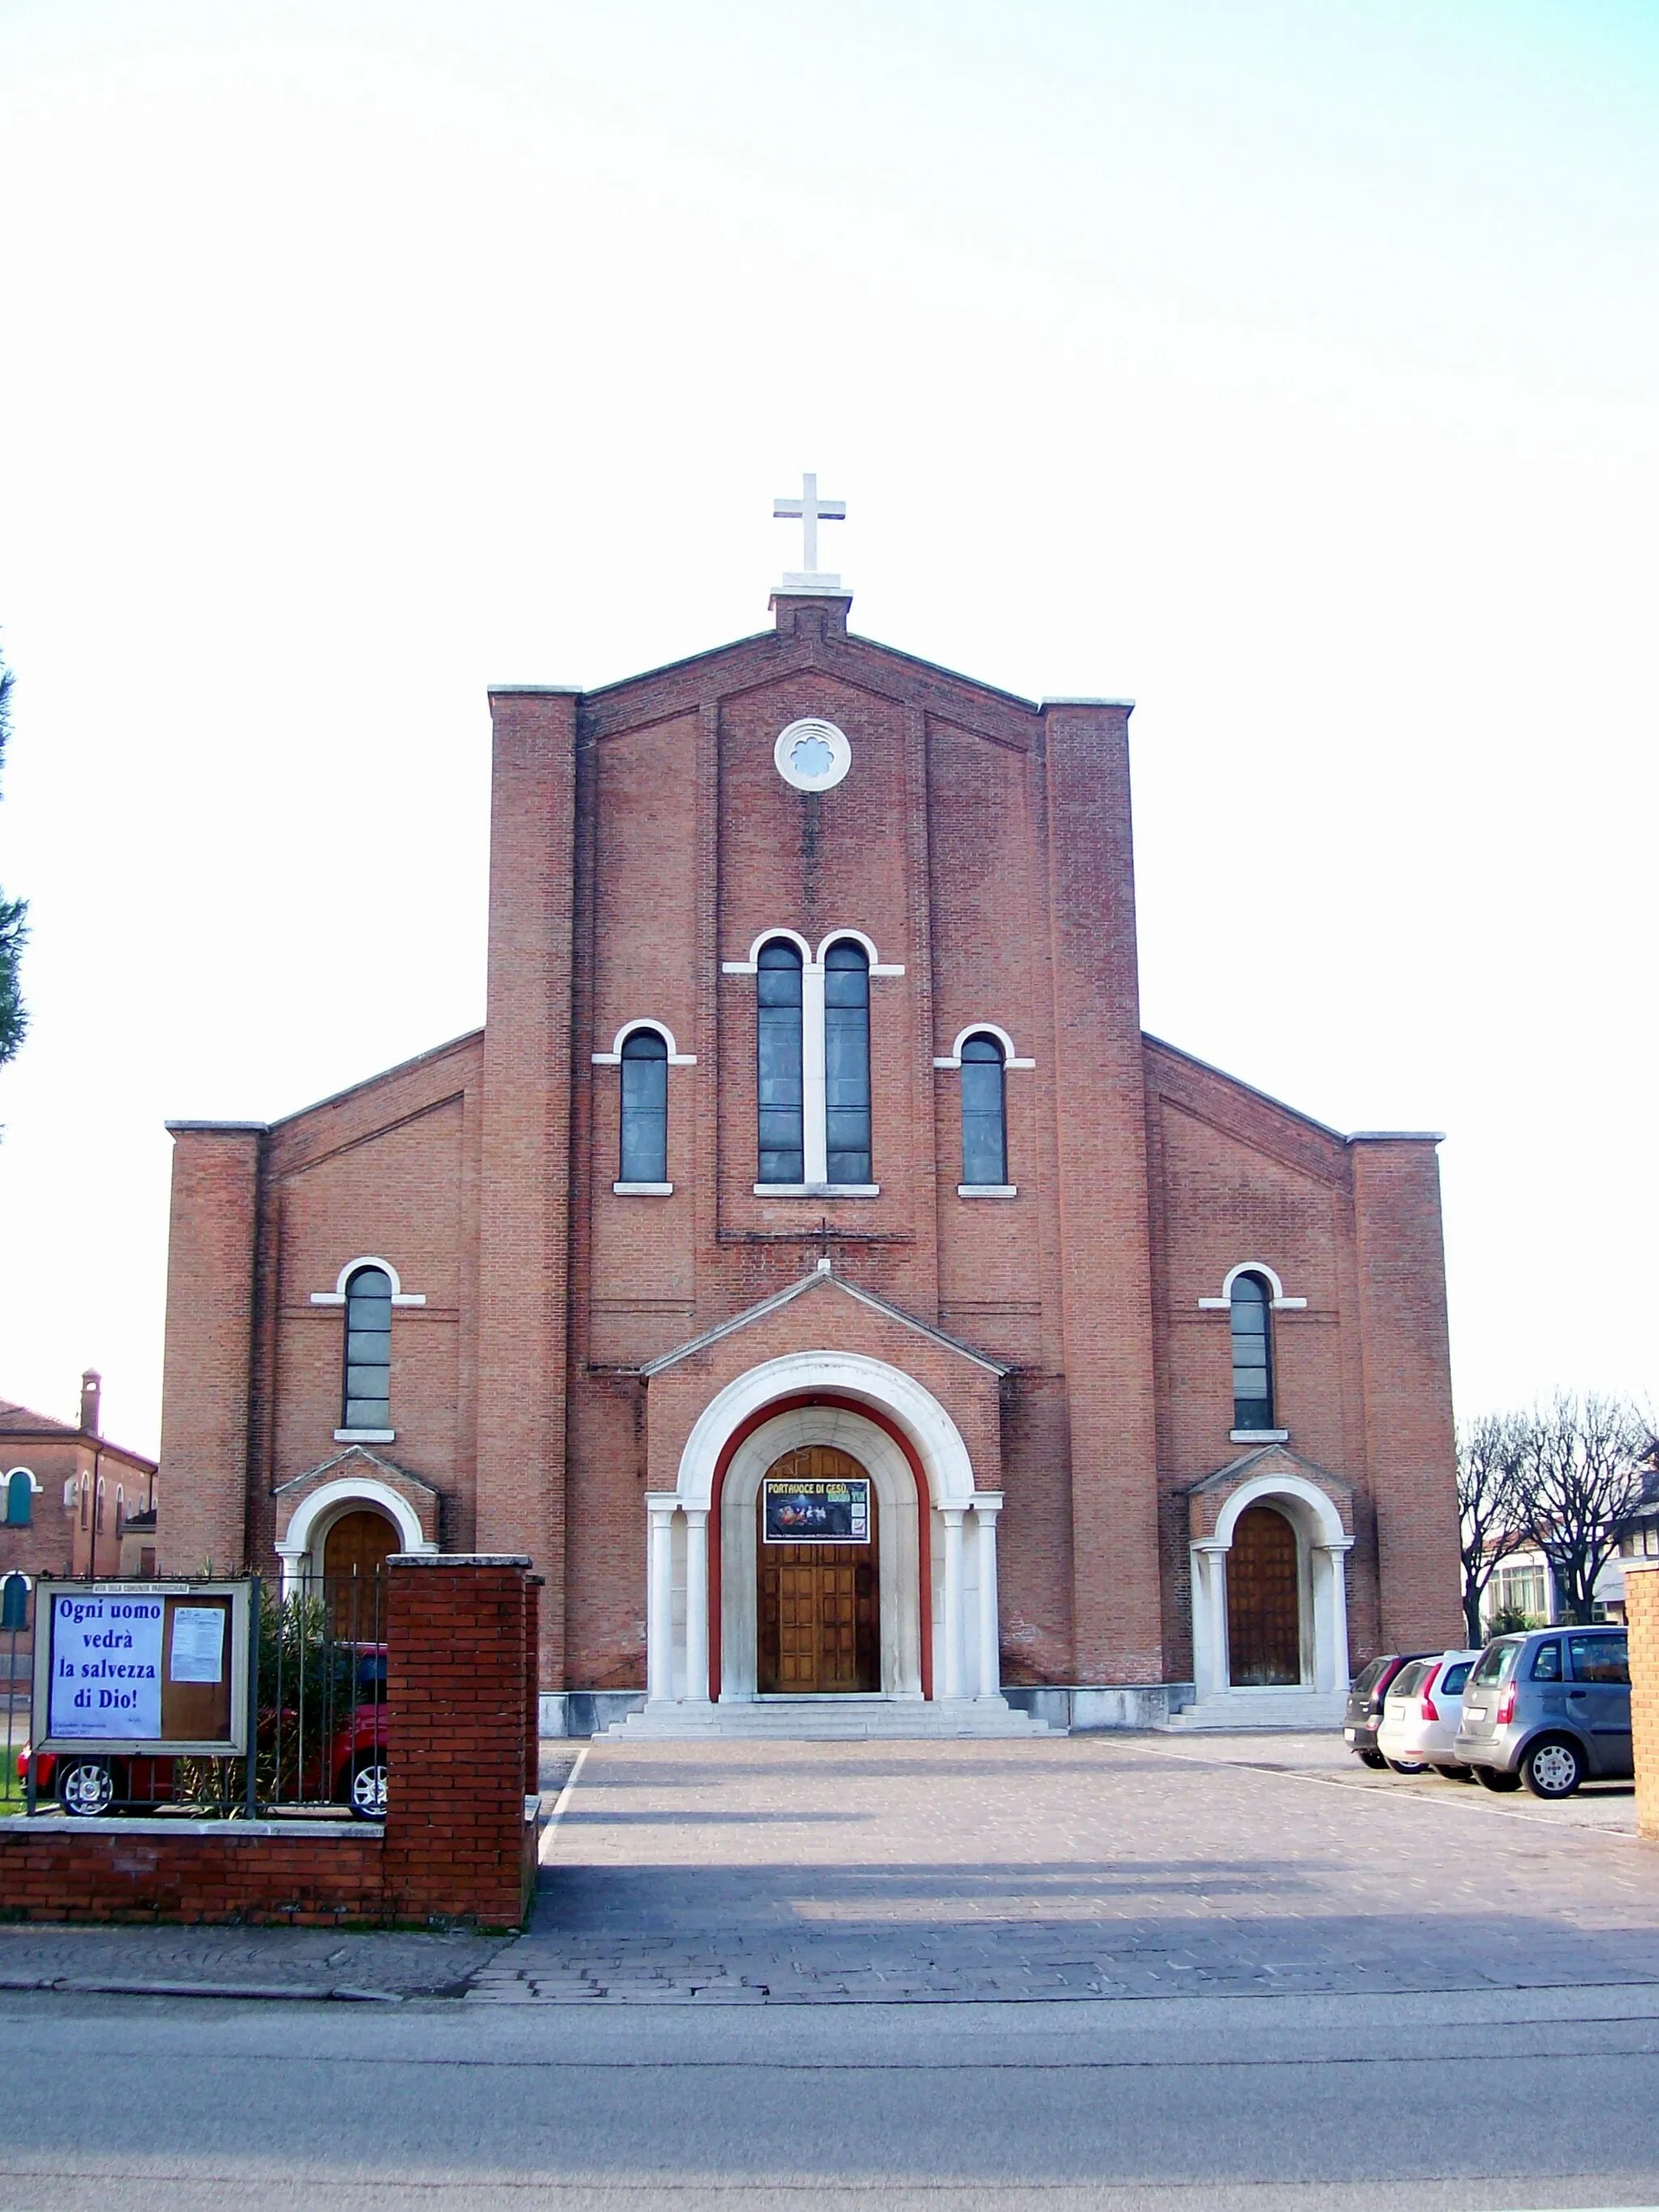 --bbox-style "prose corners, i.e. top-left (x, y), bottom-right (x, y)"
top-left (774, 472), bottom-right (846, 586)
